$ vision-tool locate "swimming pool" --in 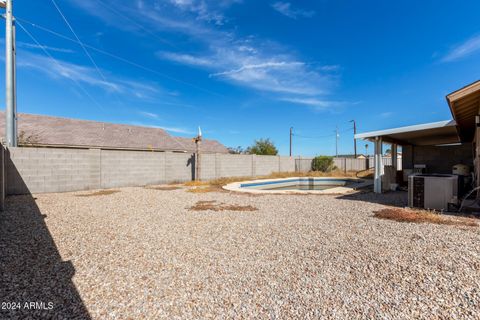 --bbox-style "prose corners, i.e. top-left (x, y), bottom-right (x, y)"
top-left (223, 177), bottom-right (372, 194)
